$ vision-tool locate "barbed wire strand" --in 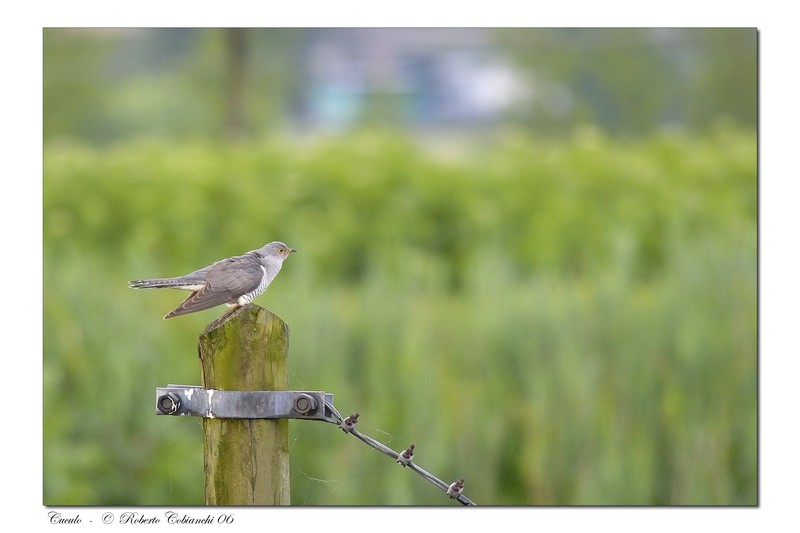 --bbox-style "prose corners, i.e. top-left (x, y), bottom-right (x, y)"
top-left (325, 398), bottom-right (477, 506)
